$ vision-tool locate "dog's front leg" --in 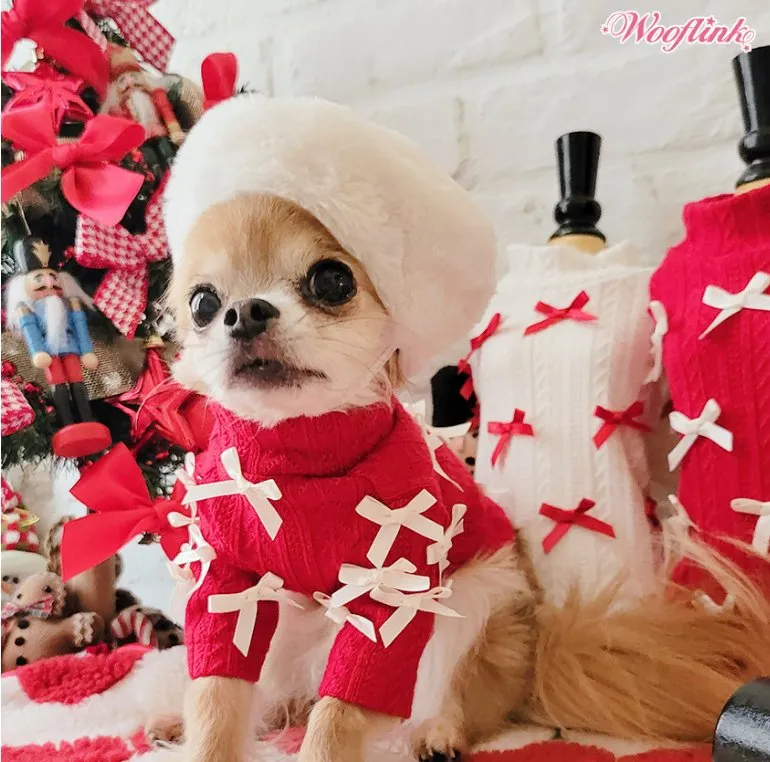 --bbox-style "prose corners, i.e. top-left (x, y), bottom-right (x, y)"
top-left (181, 676), bottom-right (254, 762)
top-left (299, 696), bottom-right (390, 762)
